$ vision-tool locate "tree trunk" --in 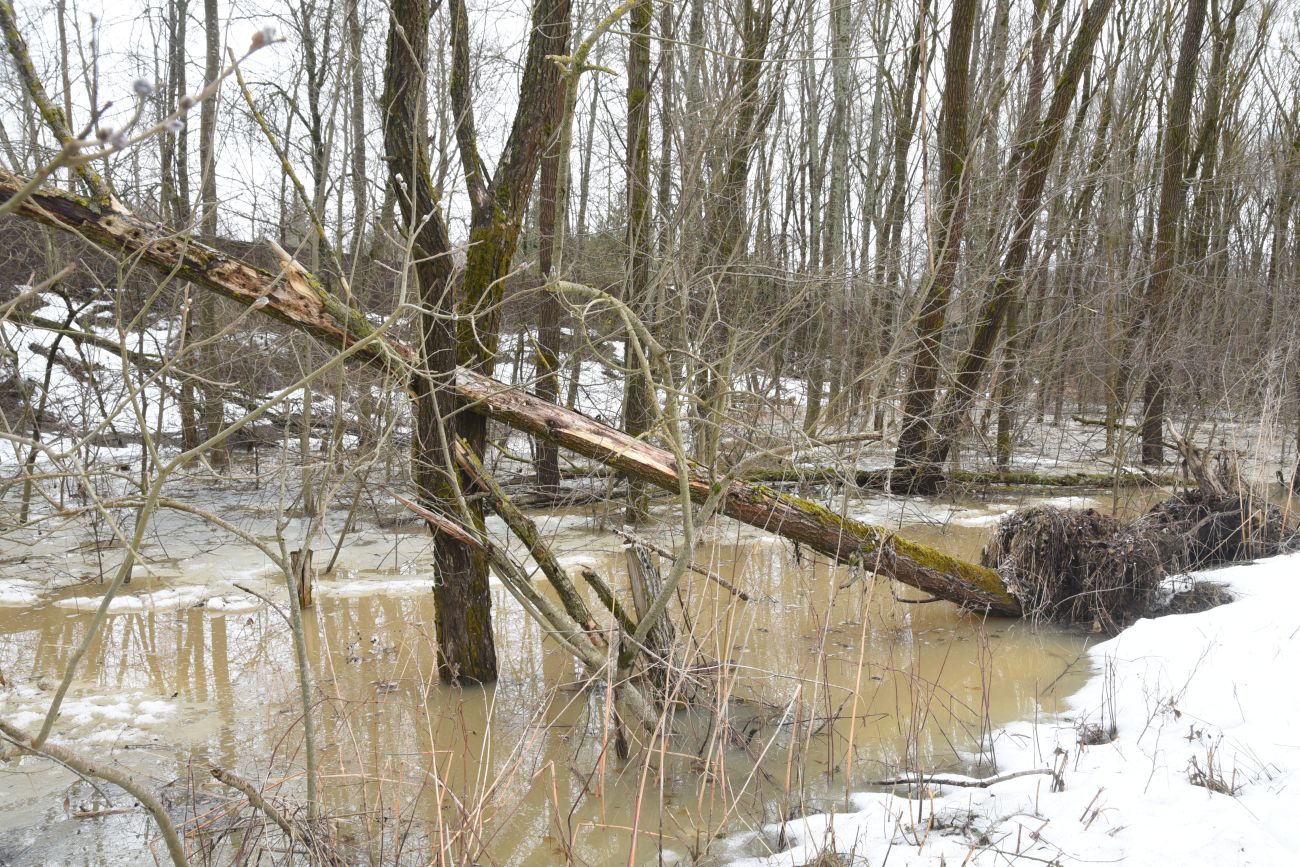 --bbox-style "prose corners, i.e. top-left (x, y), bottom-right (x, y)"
top-left (915, 0), bottom-right (1116, 492)
top-left (624, 541), bottom-right (675, 694)
top-left (382, 0), bottom-right (496, 682)
top-left (623, 0), bottom-right (654, 523)
top-left (656, 0), bottom-right (676, 257)
top-left (390, 0), bottom-right (570, 680)
top-left (534, 130), bottom-right (564, 493)
top-left (346, 0), bottom-right (368, 264)
top-left (160, 0), bottom-right (199, 451)
top-left (697, 0), bottom-right (774, 456)
top-left (892, 0), bottom-right (978, 491)
top-left (1137, 0), bottom-right (1209, 465)
top-left (198, 0), bottom-right (228, 470)
top-left (872, 0), bottom-right (929, 432)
